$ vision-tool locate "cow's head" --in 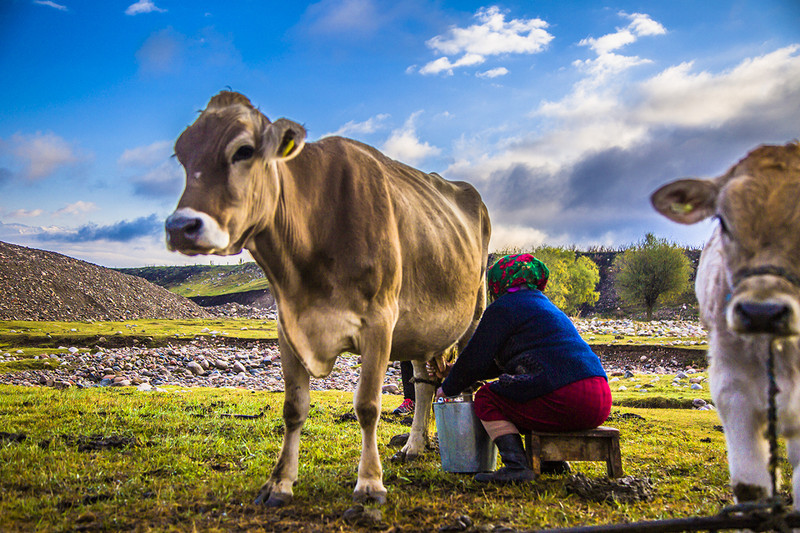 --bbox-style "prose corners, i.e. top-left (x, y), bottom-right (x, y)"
top-left (652, 142), bottom-right (800, 337)
top-left (166, 91), bottom-right (306, 256)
